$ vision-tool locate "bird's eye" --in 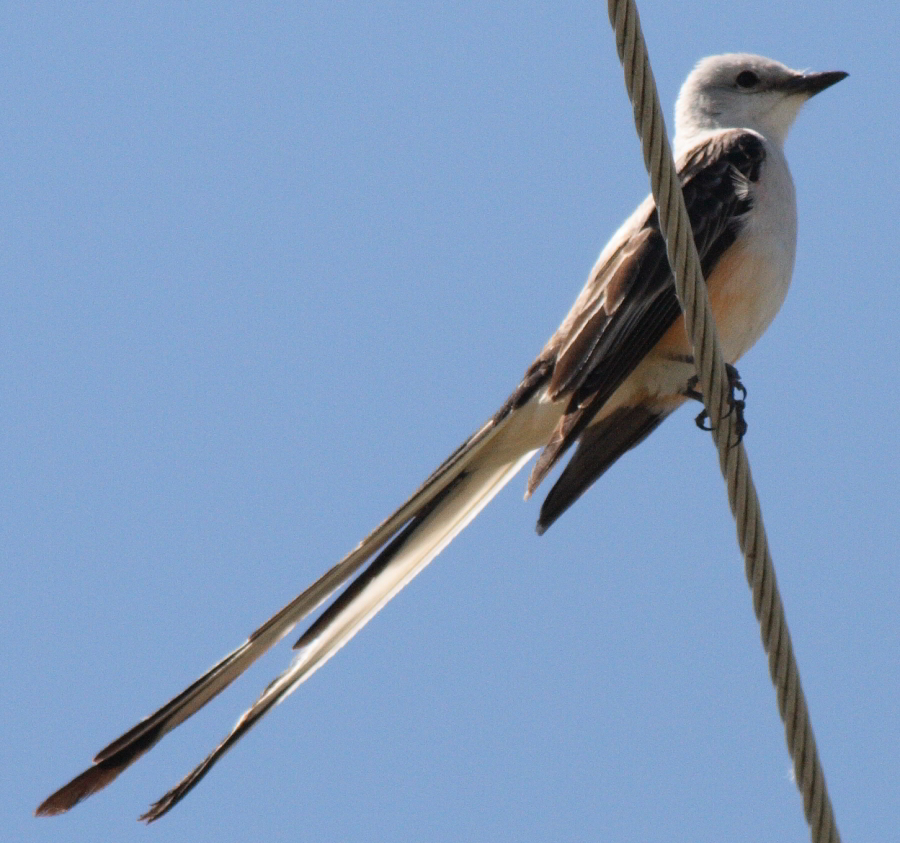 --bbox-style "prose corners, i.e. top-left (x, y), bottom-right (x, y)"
top-left (735, 70), bottom-right (760, 89)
